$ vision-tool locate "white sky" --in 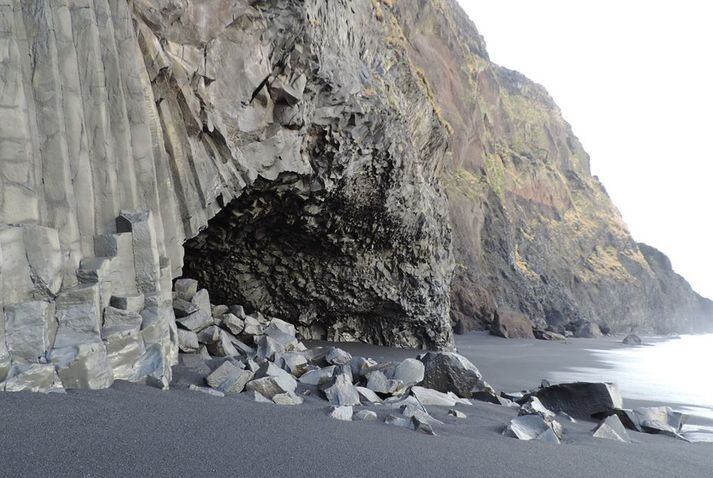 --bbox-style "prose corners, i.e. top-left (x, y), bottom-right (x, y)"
top-left (457, 0), bottom-right (713, 299)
